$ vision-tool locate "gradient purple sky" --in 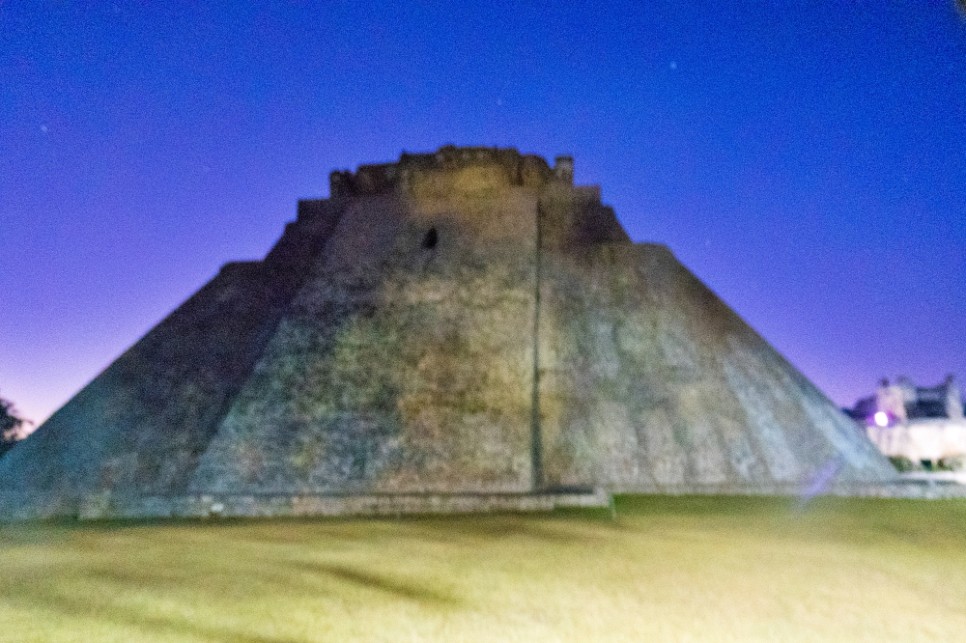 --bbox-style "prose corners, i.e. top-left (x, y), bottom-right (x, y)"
top-left (2, 2), bottom-right (964, 426)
